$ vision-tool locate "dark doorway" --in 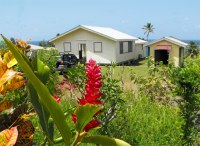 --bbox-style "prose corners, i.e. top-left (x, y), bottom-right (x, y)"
top-left (155, 50), bottom-right (169, 65)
